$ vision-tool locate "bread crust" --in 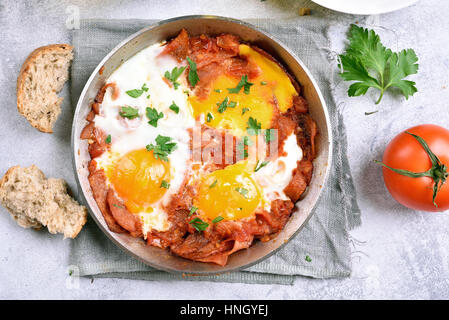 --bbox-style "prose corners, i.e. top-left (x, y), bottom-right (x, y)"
top-left (16, 44), bottom-right (74, 133)
top-left (0, 165), bottom-right (87, 238)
